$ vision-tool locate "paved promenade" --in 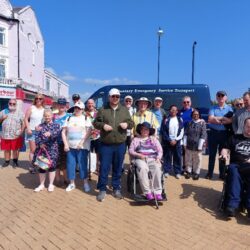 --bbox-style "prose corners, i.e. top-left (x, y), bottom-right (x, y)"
top-left (0, 152), bottom-right (249, 250)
